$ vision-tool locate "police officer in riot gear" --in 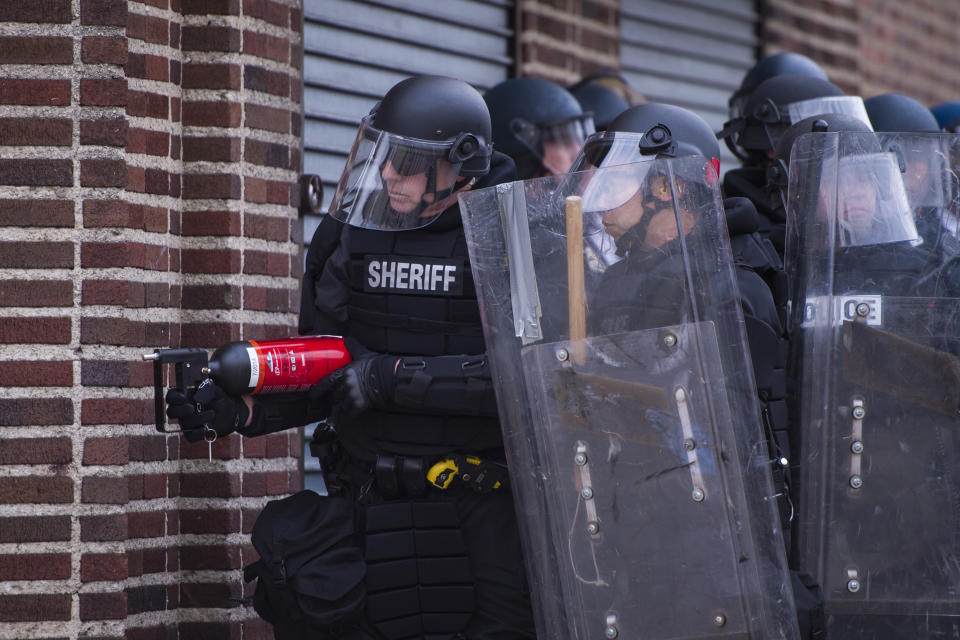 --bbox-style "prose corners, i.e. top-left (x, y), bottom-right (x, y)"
top-left (932, 101), bottom-right (960, 133)
top-left (865, 93), bottom-right (940, 134)
top-left (719, 74), bottom-right (871, 257)
top-left (863, 93), bottom-right (955, 265)
top-left (484, 77), bottom-right (594, 179)
top-left (573, 102), bottom-right (822, 638)
top-left (568, 72), bottom-right (636, 131)
top-left (779, 113), bottom-right (960, 638)
top-left (726, 52), bottom-right (828, 126)
top-left (458, 107), bottom-right (802, 639)
top-left (168, 75), bottom-right (534, 640)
